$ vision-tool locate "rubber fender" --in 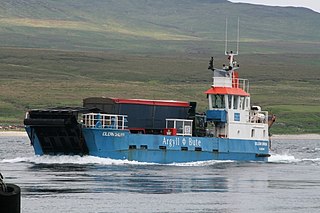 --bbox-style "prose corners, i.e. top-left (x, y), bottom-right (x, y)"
top-left (0, 183), bottom-right (21, 213)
